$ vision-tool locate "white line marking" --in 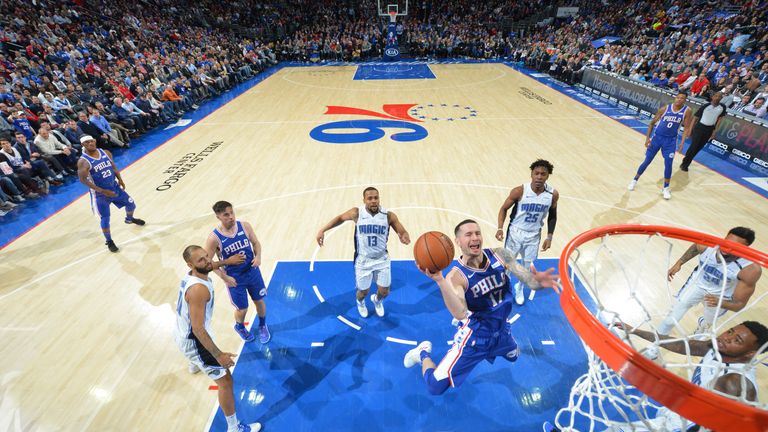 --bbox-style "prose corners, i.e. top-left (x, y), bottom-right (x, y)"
top-left (385, 337), bottom-right (418, 346)
top-left (700, 183), bottom-right (739, 186)
top-left (631, 126), bottom-right (647, 129)
top-left (312, 285), bottom-right (325, 303)
top-left (337, 315), bottom-right (361, 331)
top-left (507, 313), bottom-right (521, 325)
top-left (528, 289), bottom-right (536, 301)
top-left (542, 340), bottom-right (555, 345)
top-left (447, 340), bottom-right (454, 345)
top-left (311, 342), bottom-right (325, 347)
